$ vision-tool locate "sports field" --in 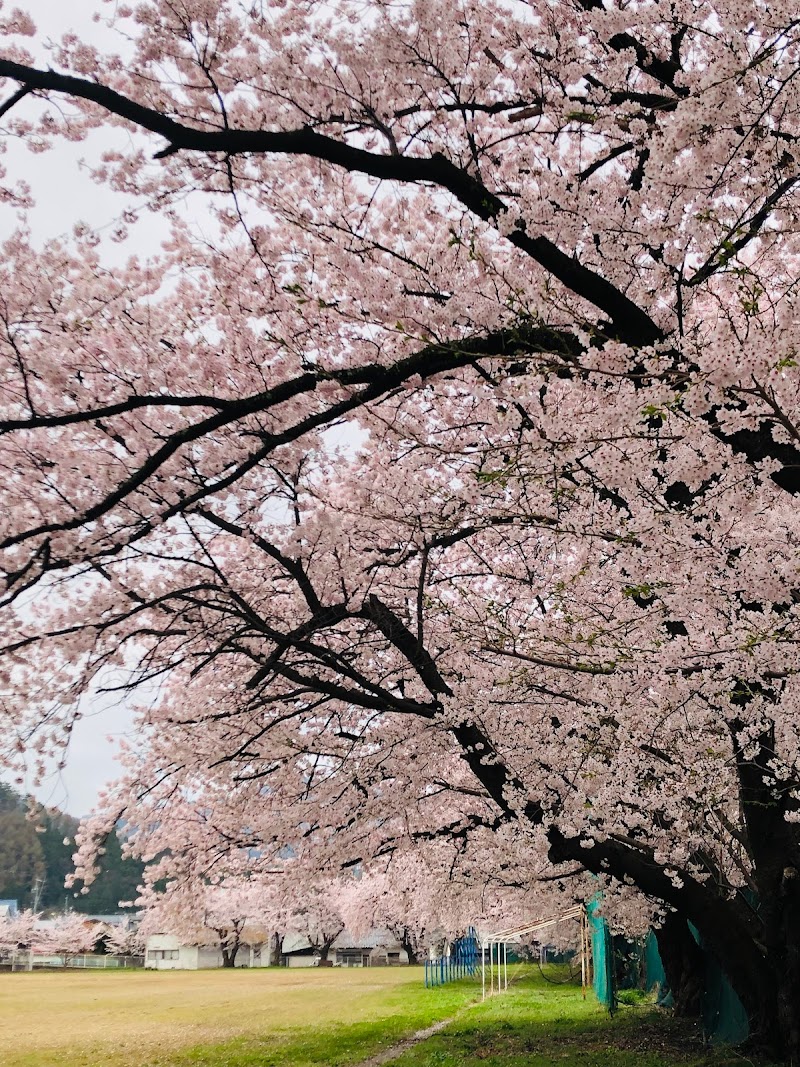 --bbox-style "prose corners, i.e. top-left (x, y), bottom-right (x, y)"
top-left (0, 967), bottom-right (777, 1067)
top-left (0, 966), bottom-right (476, 1067)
